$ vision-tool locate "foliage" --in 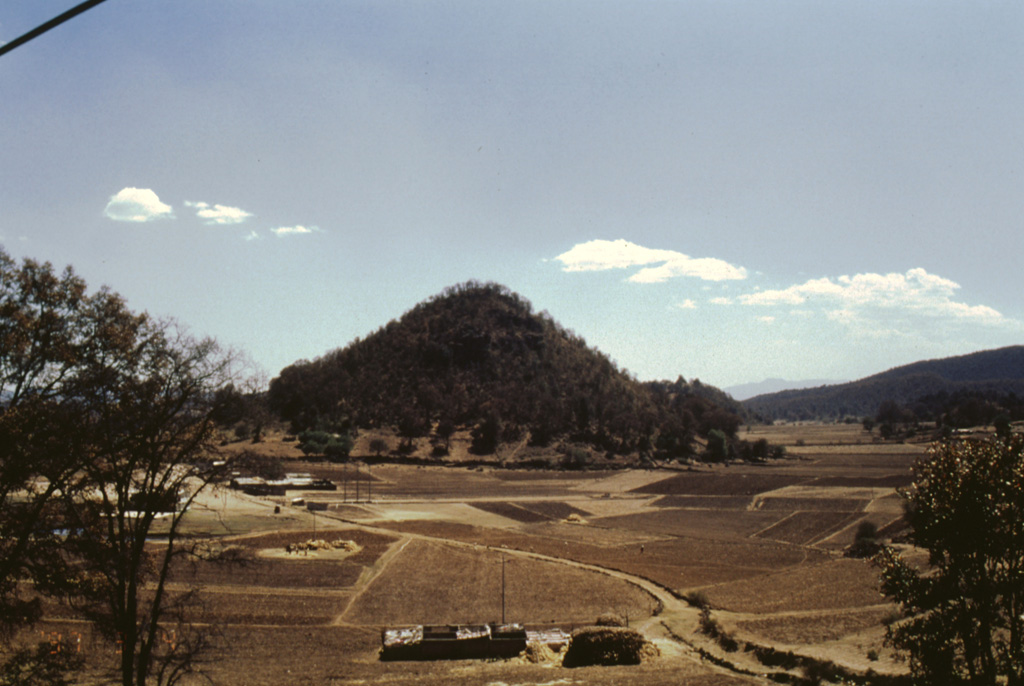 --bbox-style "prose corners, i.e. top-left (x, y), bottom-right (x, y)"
top-left (846, 521), bottom-right (881, 558)
top-left (368, 437), bottom-right (389, 458)
top-left (562, 626), bottom-right (654, 667)
top-left (267, 282), bottom-right (766, 462)
top-left (706, 429), bottom-right (730, 462)
top-left (434, 418), bottom-right (455, 454)
top-left (683, 591), bottom-right (710, 609)
top-left (298, 430), bottom-right (354, 461)
top-left (210, 381), bottom-right (271, 443)
top-left (560, 446), bottom-right (592, 470)
top-left (0, 640), bottom-right (83, 686)
top-left (875, 436), bottom-right (1024, 685)
top-left (469, 412), bottom-right (504, 455)
top-left (0, 248), bottom-right (242, 686)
